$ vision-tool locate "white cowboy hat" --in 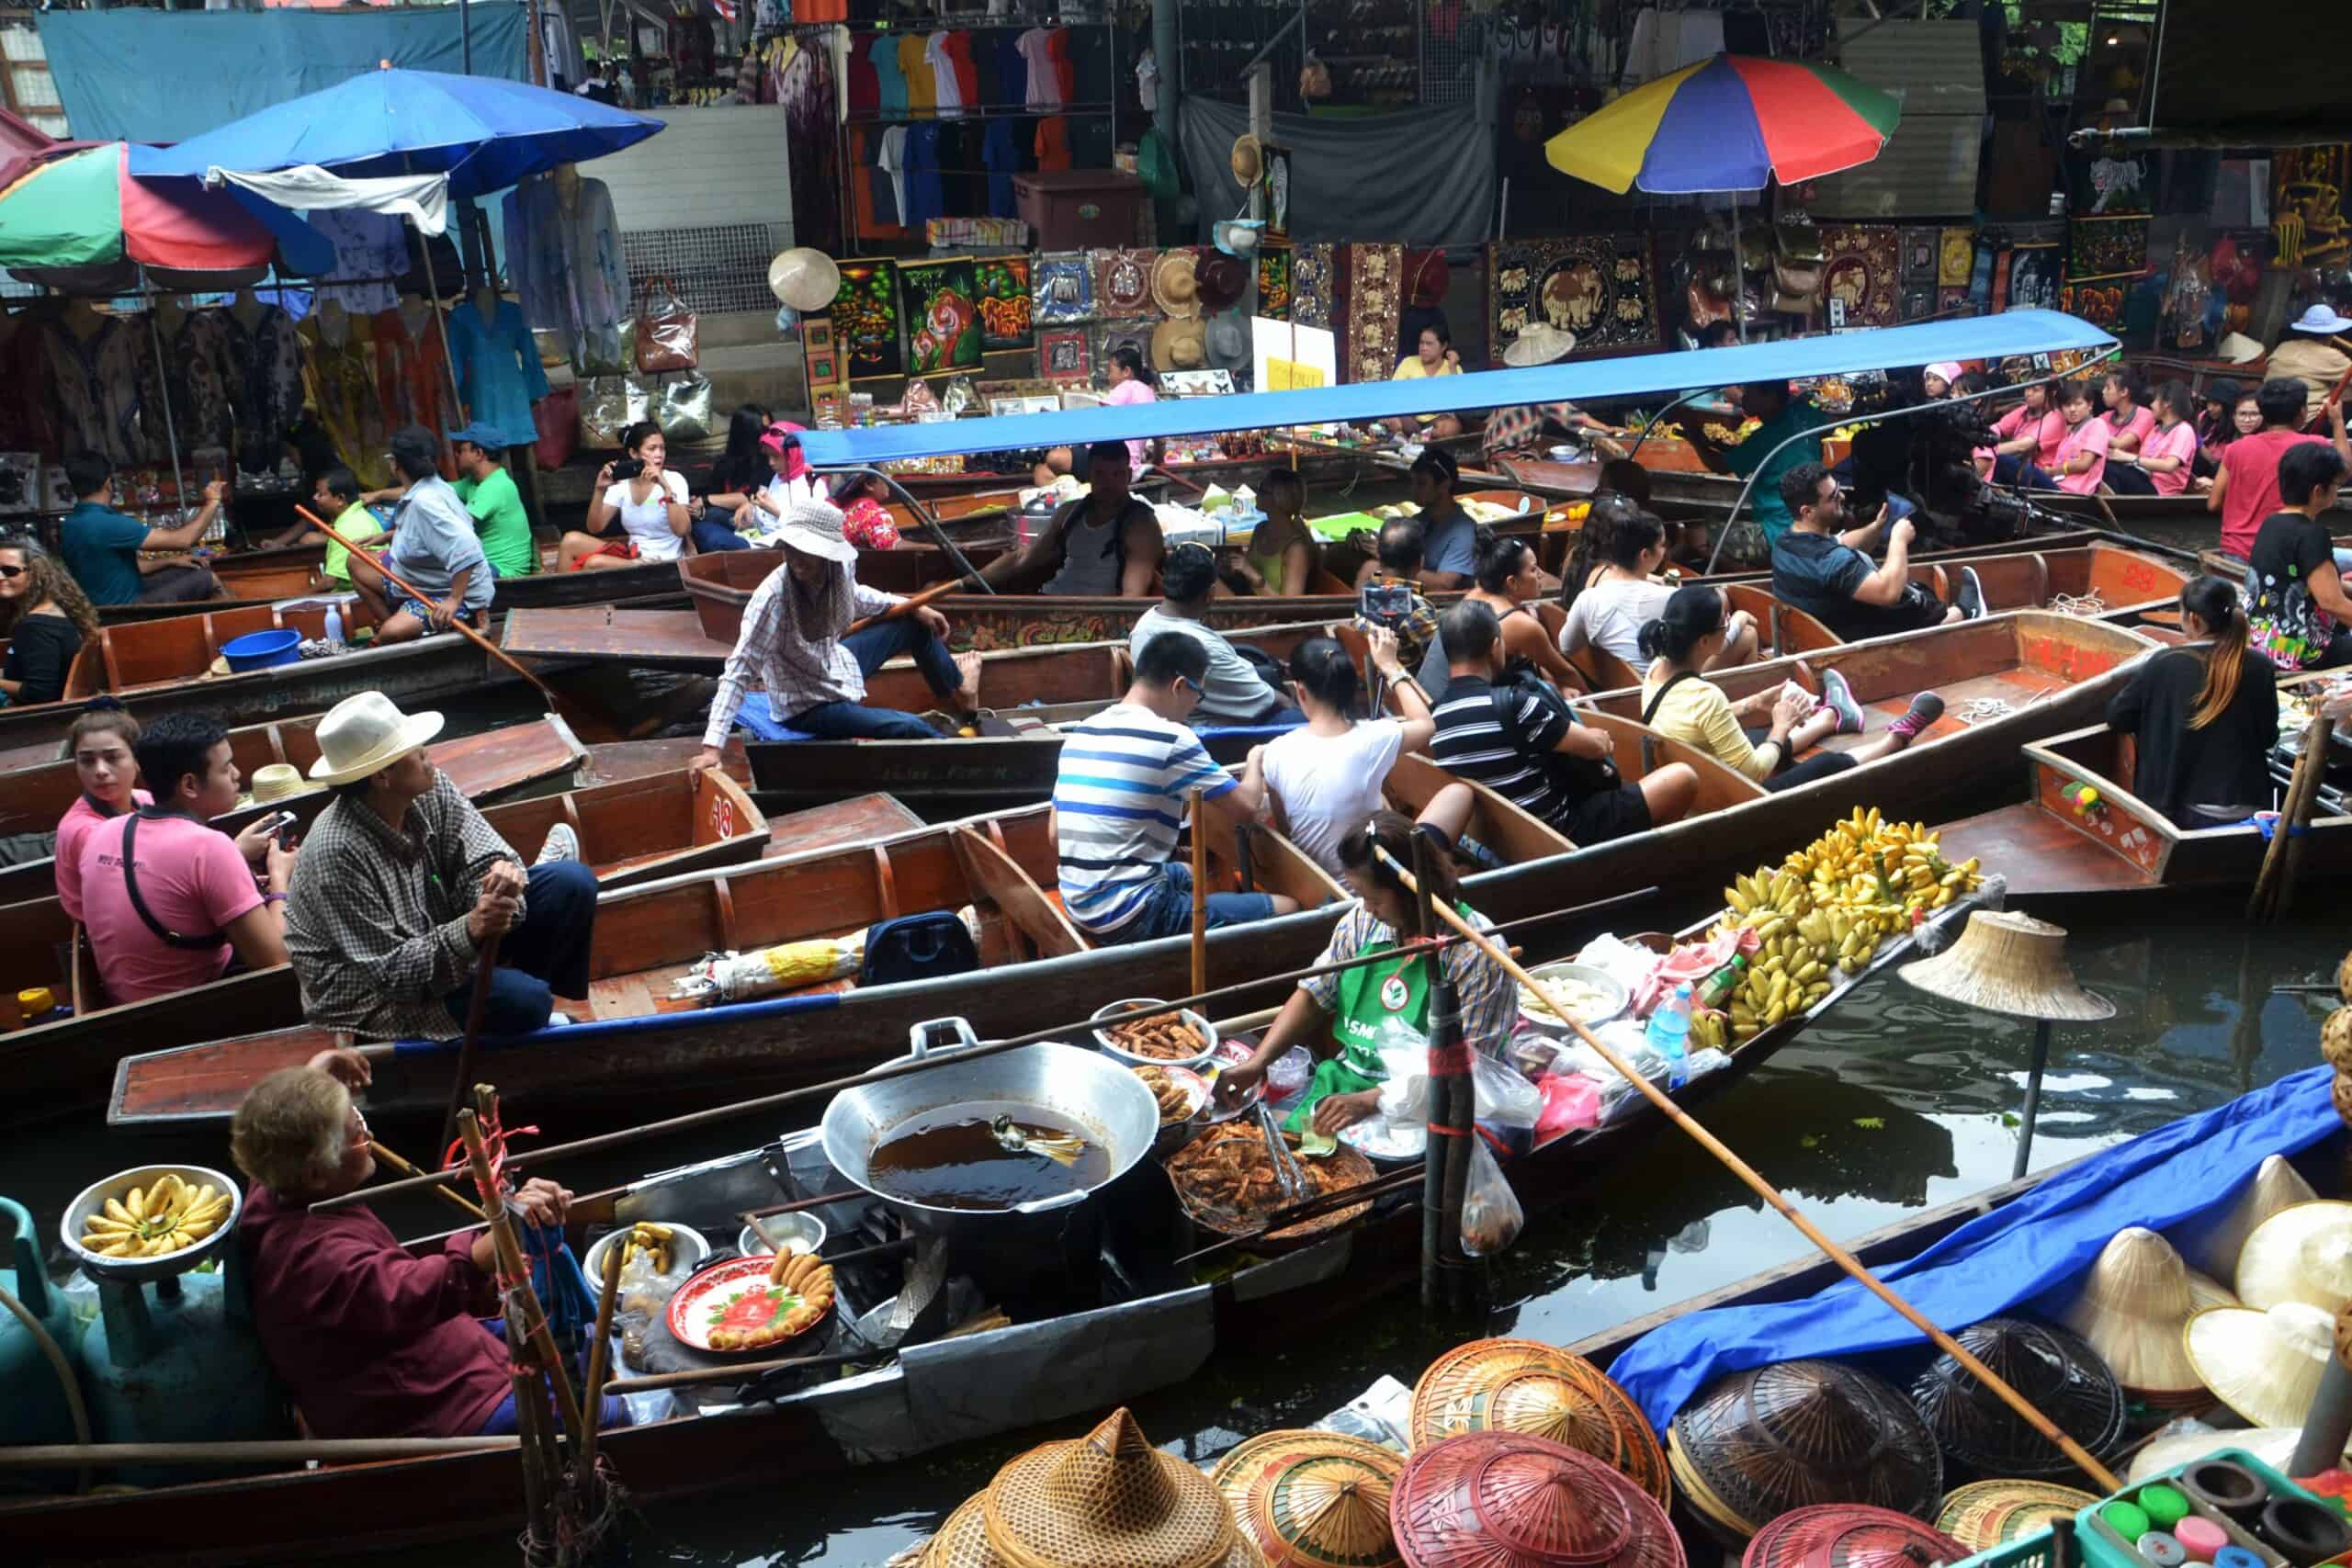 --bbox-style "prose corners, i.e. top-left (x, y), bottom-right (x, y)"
top-left (2290, 303), bottom-right (2352, 336)
top-left (307, 691), bottom-right (446, 784)
top-left (775, 496), bottom-right (860, 565)
top-left (1501, 322), bottom-right (1577, 367)
top-left (768, 248), bottom-right (842, 313)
